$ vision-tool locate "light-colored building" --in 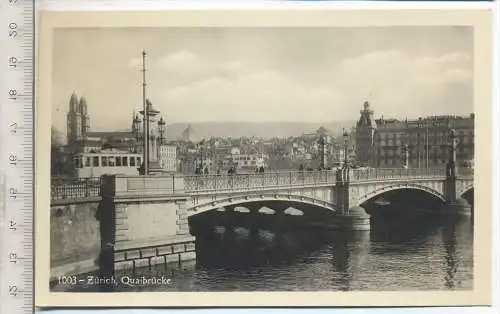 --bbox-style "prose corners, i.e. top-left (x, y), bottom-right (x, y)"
top-left (355, 101), bottom-right (474, 168)
top-left (72, 148), bottom-right (142, 178)
top-left (158, 145), bottom-right (177, 173)
top-left (225, 152), bottom-right (268, 171)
